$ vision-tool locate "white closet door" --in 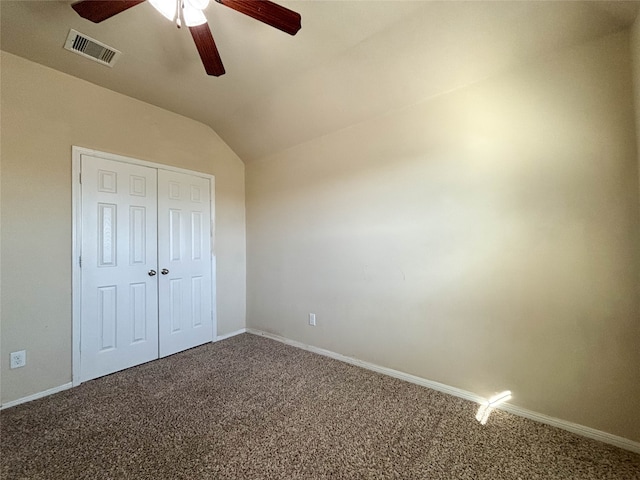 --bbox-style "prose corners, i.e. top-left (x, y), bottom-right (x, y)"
top-left (80, 155), bottom-right (159, 381)
top-left (157, 170), bottom-right (213, 357)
